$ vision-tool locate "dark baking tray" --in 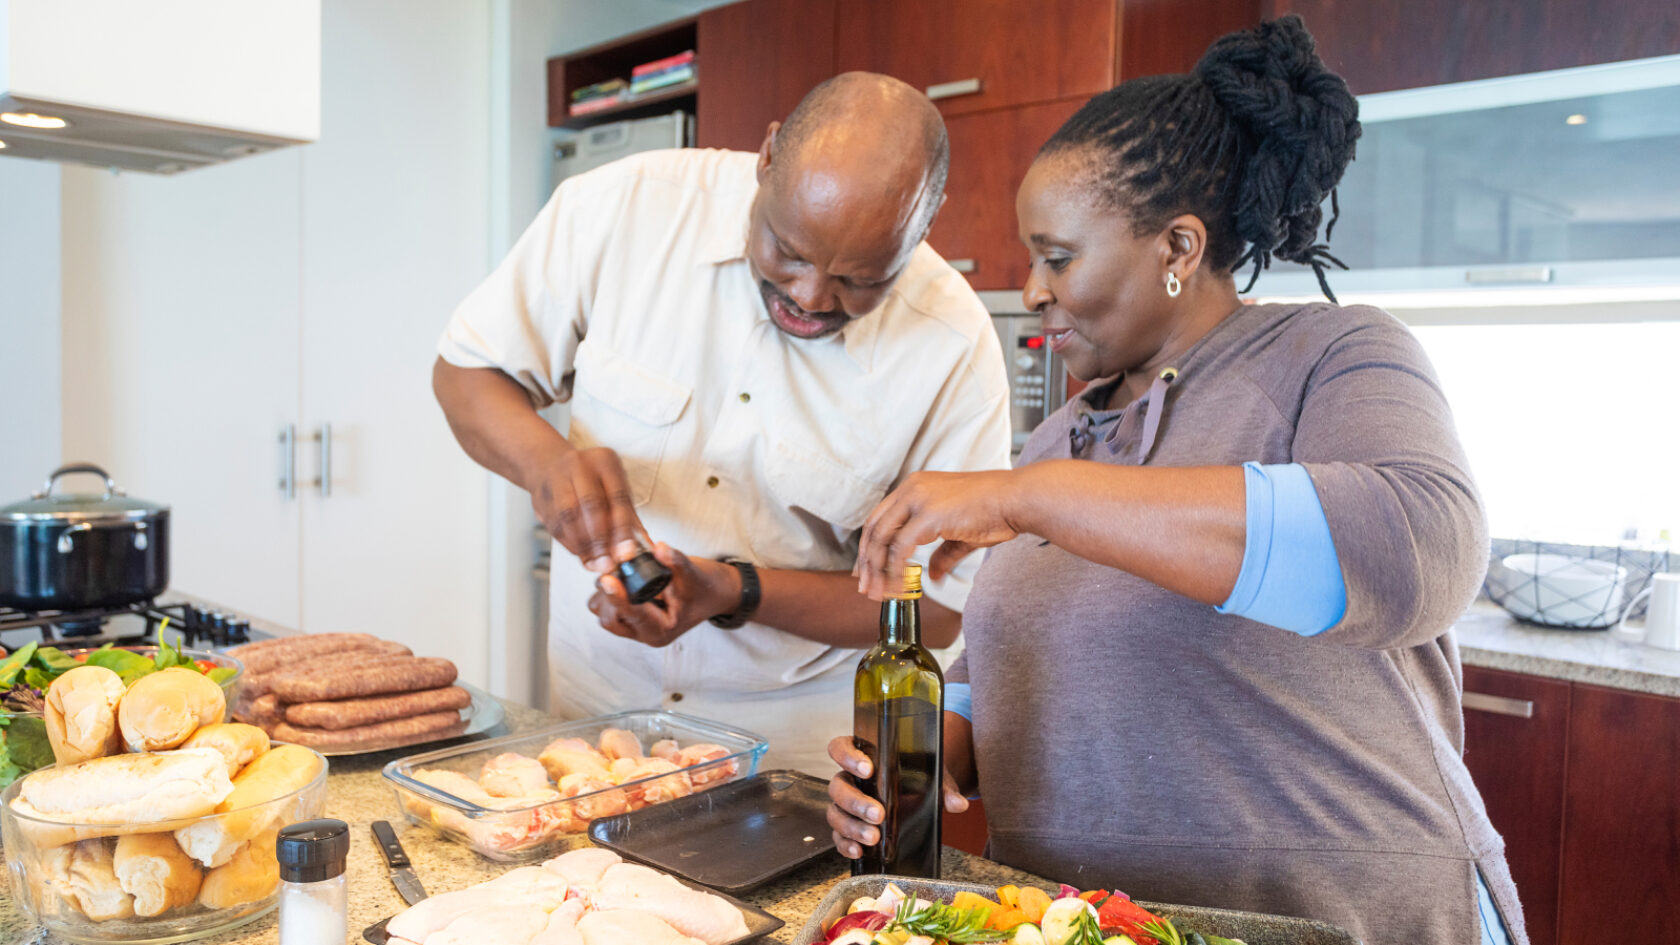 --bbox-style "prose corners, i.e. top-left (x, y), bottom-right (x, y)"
top-left (362, 869), bottom-right (785, 944)
top-left (794, 876), bottom-right (1363, 945)
top-left (587, 769), bottom-right (838, 893)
